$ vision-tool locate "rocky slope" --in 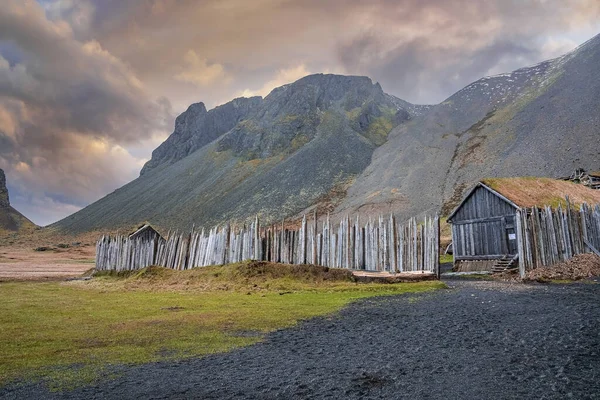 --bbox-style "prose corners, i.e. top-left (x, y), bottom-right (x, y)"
top-left (55, 74), bottom-right (424, 232)
top-left (52, 33), bottom-right (600, 233)
top-left (0, 169), bottom-right (37, 233)
top-left (336, 33), bottom-right (600, 219)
